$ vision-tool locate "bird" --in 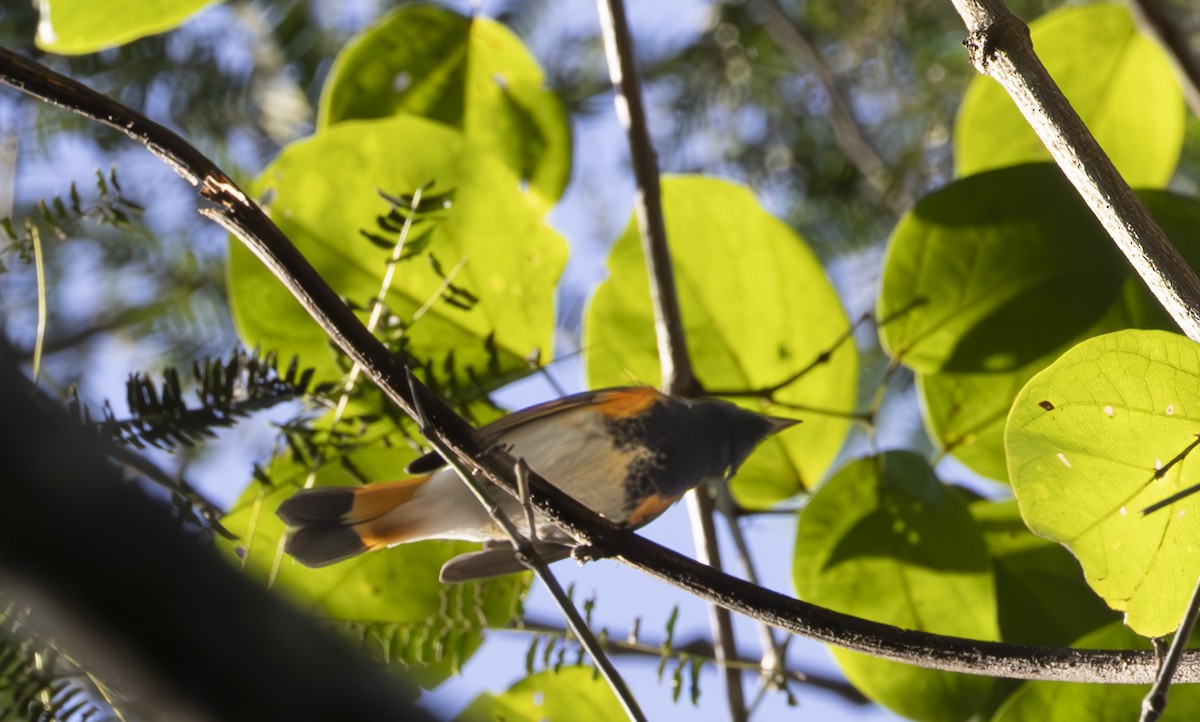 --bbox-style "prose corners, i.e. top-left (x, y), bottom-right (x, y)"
top-left (276, 386), bottom-right (798, 582)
